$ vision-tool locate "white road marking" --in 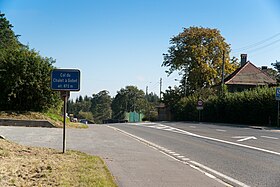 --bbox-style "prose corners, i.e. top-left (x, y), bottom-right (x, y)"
top-left (147, 124), bottom-right (280, 156)
top-left (261, 136), bottom-right (279, 140)
top-left (232, 136), bottom-right (257, 142)
top-left (177, 155), bottom-right (185, 158)
top-left (216, 129), bottom-right (226, 132)
top-left (190, 126), bottom-right (197, 128)
top-left (190, 161), bottom-right (249, 187)
top-left (108, 126), bottom-right (247, 187)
